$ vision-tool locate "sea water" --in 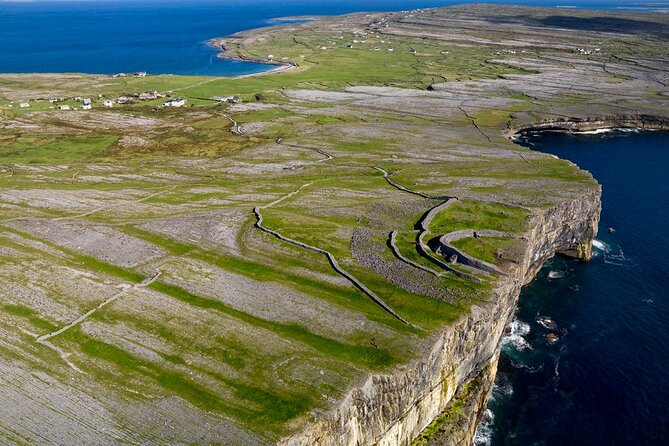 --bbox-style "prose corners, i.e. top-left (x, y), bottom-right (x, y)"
top-left (476, 130), bottom-right (669, 445)
top-left (0, 0), bottom-right (664, 76)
